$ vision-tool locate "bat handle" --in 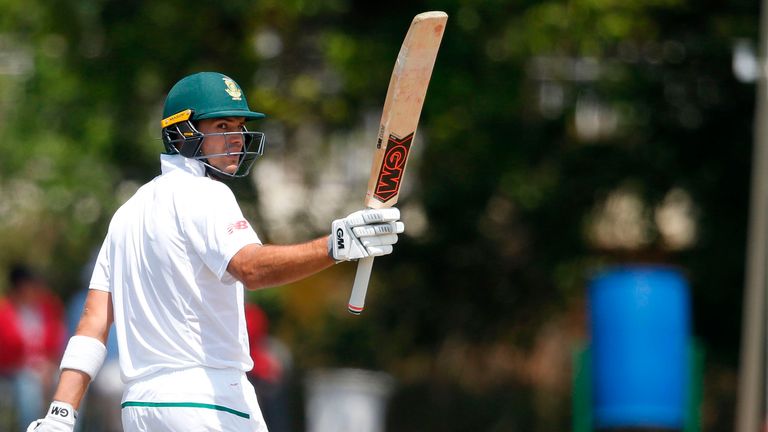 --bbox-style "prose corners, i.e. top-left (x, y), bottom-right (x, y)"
top-left (348, 256), bottom-right (375, 314)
